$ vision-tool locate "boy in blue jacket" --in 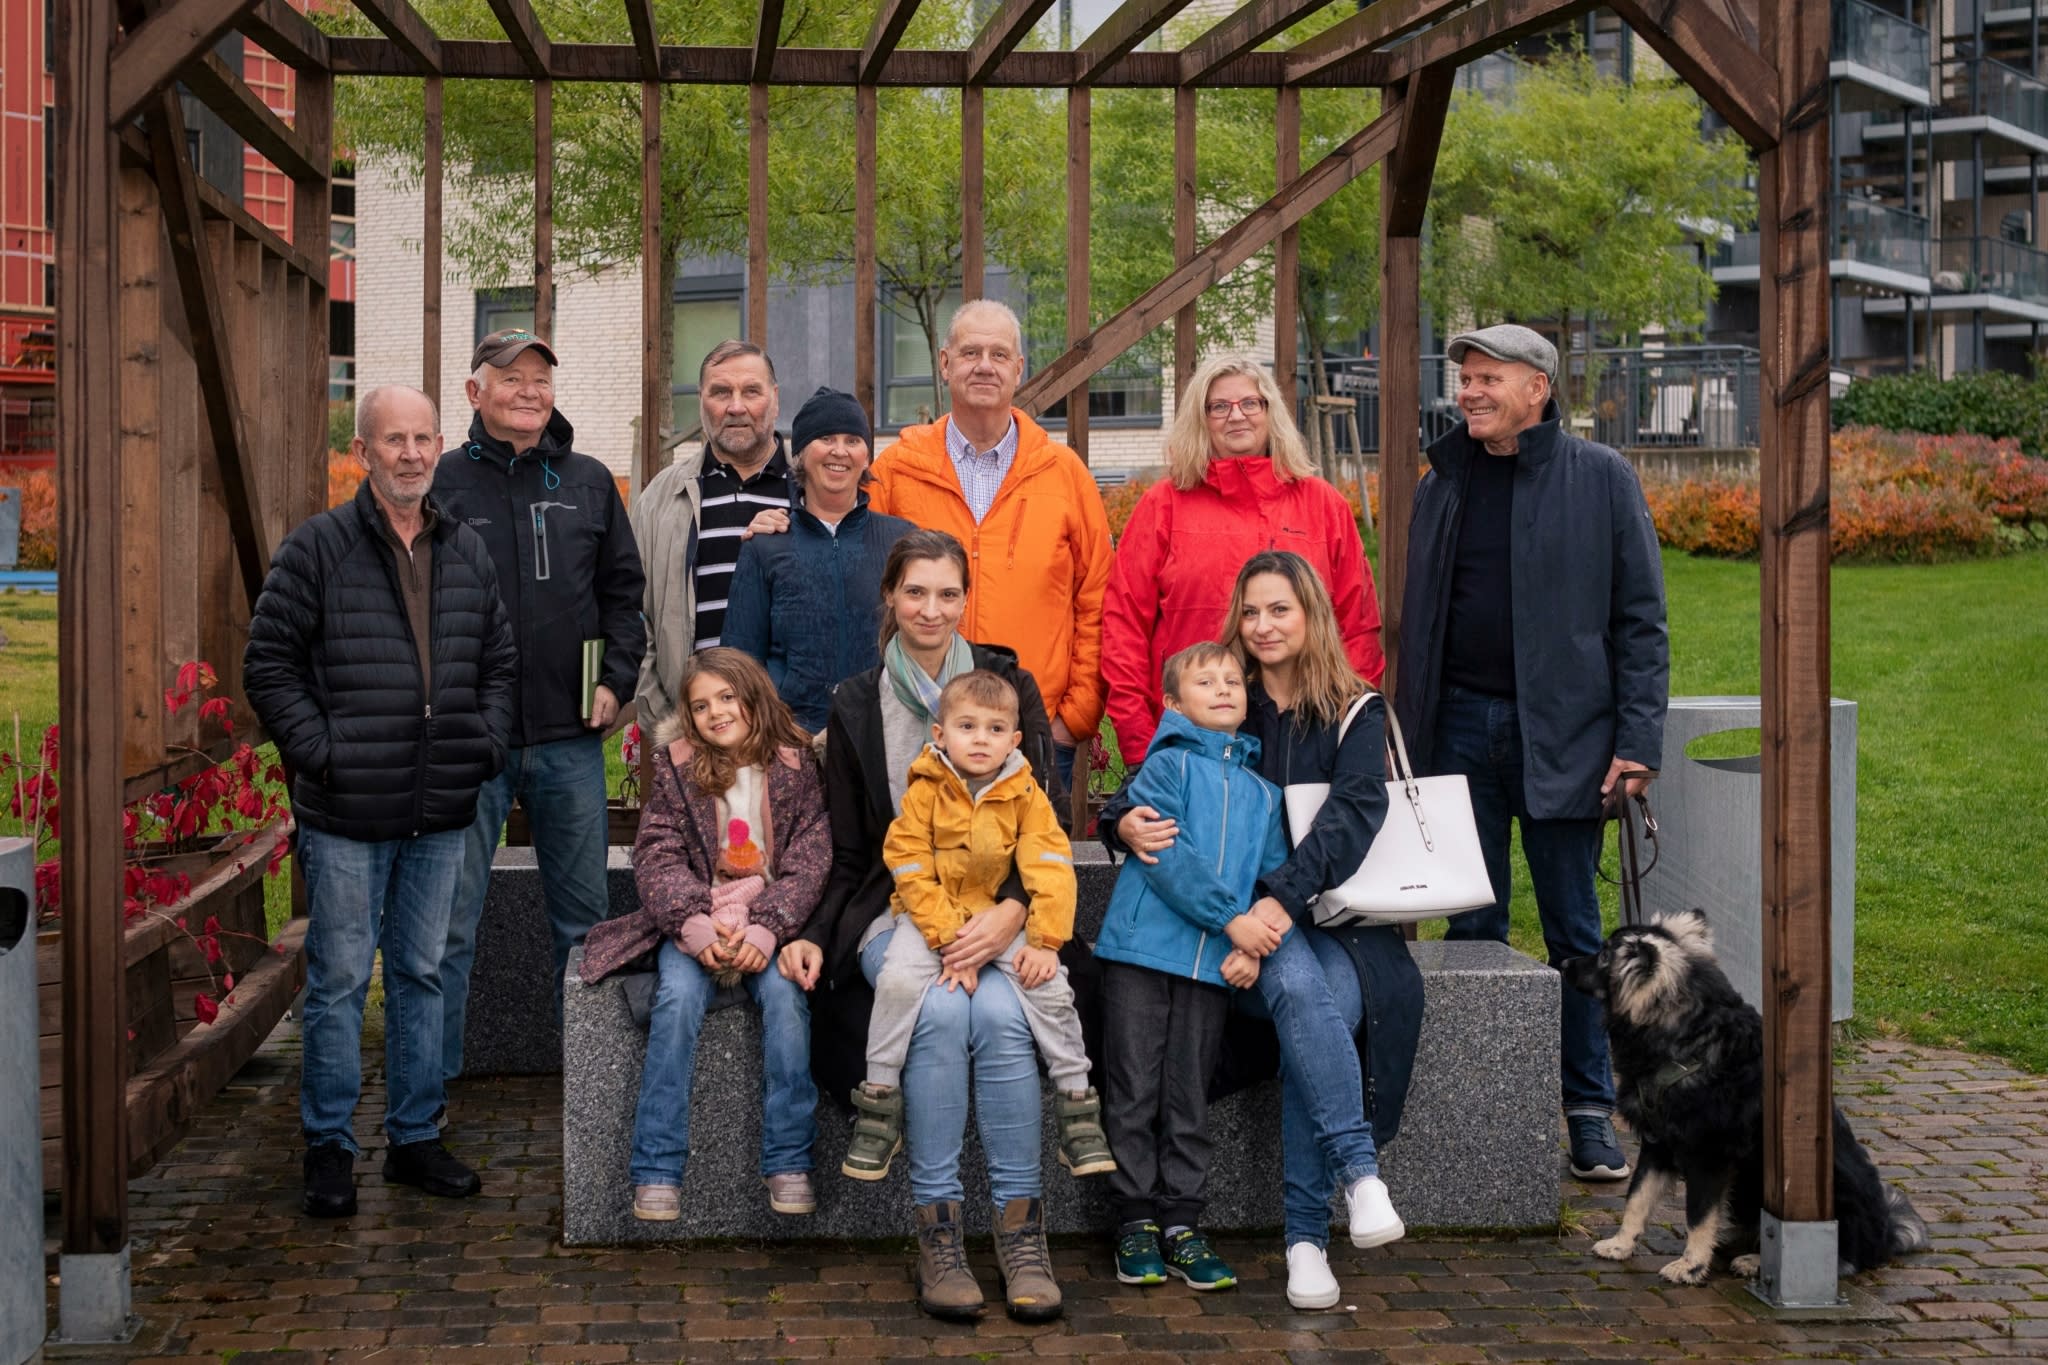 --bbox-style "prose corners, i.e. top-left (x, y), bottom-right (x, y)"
top-left (1096, 642), bottom-right (1290, 1292)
